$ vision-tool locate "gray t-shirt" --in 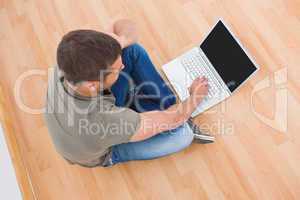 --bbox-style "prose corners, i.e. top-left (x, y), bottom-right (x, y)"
top-left (44, 67), bottom-right (141, 167)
